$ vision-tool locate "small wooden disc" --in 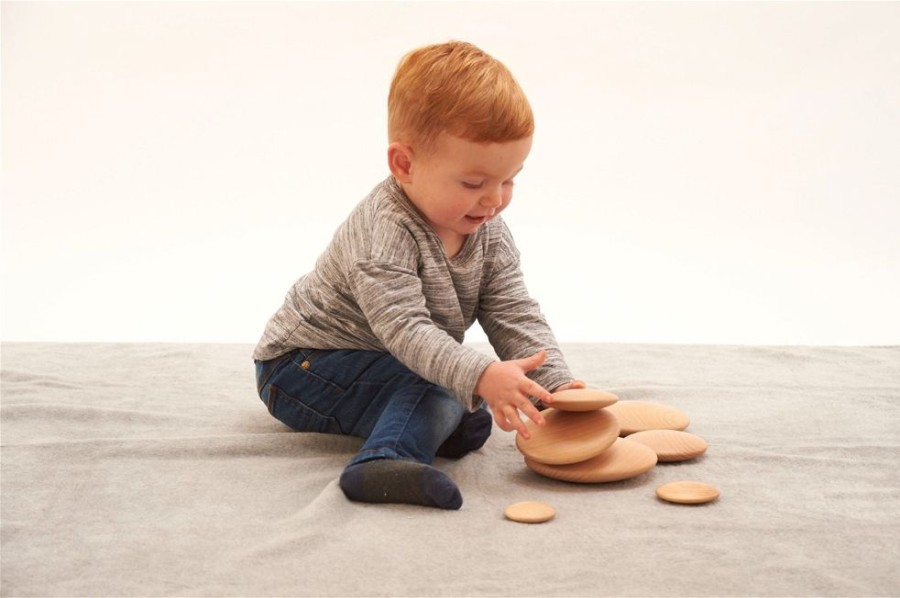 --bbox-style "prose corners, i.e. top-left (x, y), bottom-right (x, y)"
top-left (656, 481), bottom-right (720, 504)
top-left (516, 408), bottom-right (619, 465)
top-left (626, 429), bottom-right (708, 462)
top-left (548, 388), bottom-right (619, 412)
top-left (504, 501), bottom-right (556, 523)
top-left (525, 438), bottom-right (658, 483)
top-left (605, 401), bottom-right (690, 435)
